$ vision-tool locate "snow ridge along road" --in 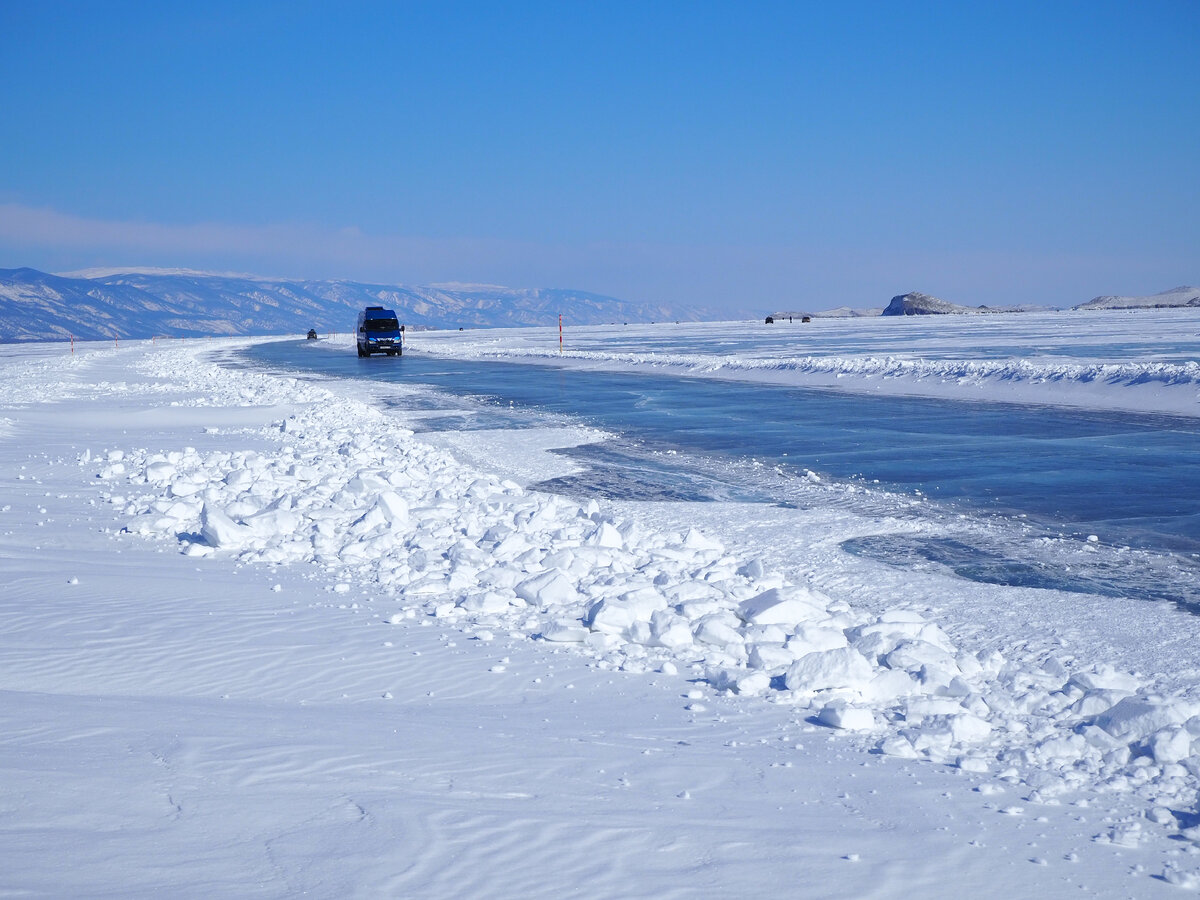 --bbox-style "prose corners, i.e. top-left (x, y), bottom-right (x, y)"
top-left (3, 336), bottom-right (1200, 896)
